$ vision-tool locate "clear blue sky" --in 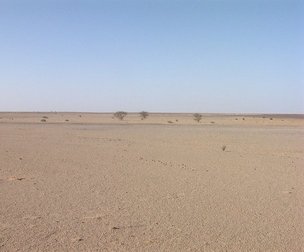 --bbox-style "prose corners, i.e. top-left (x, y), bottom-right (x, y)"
top-left (0, 0), bottom-right (303, 113)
